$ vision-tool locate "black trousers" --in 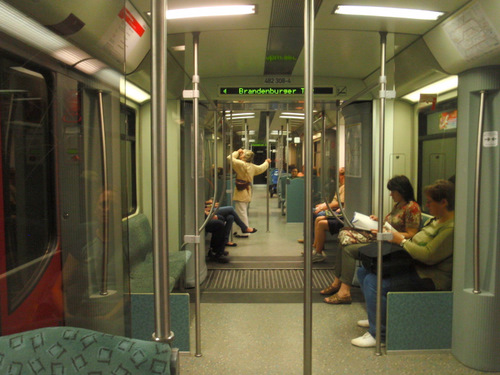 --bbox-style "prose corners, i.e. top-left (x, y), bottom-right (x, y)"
top-left (205, 219), bottom-right (226, 256)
